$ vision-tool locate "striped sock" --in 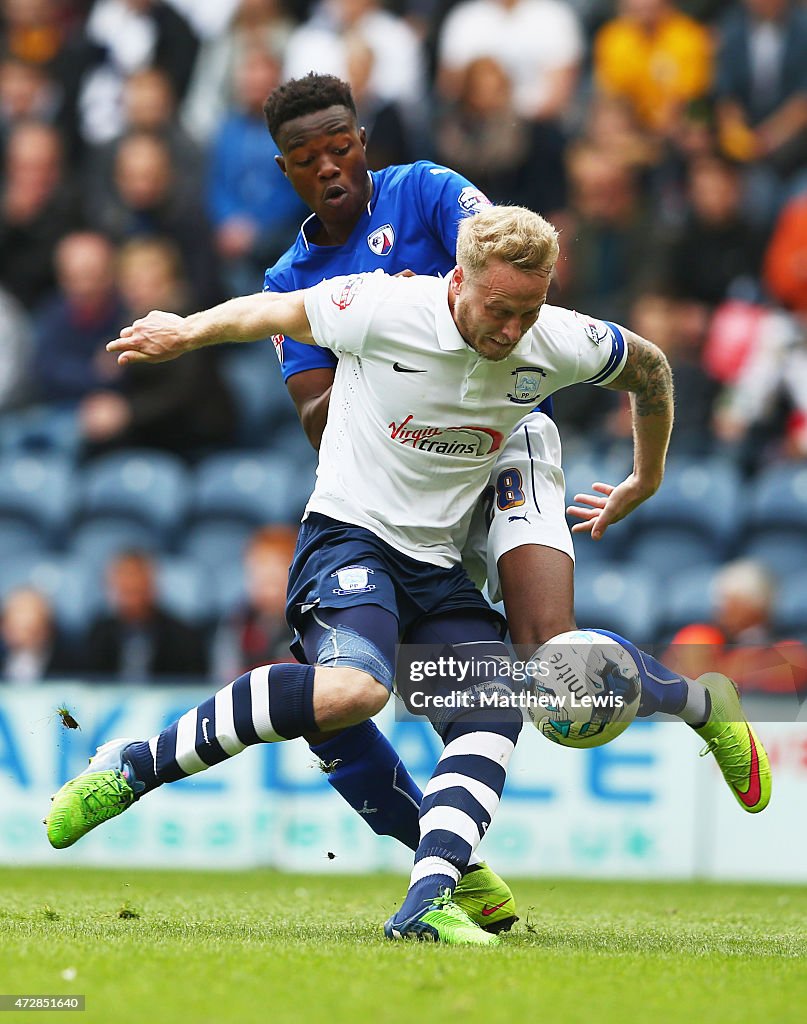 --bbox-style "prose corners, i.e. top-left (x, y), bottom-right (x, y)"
top-left (394, 713), bottom-right (521, 922)
top-left (125, 664), bottom-right (316, 792)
